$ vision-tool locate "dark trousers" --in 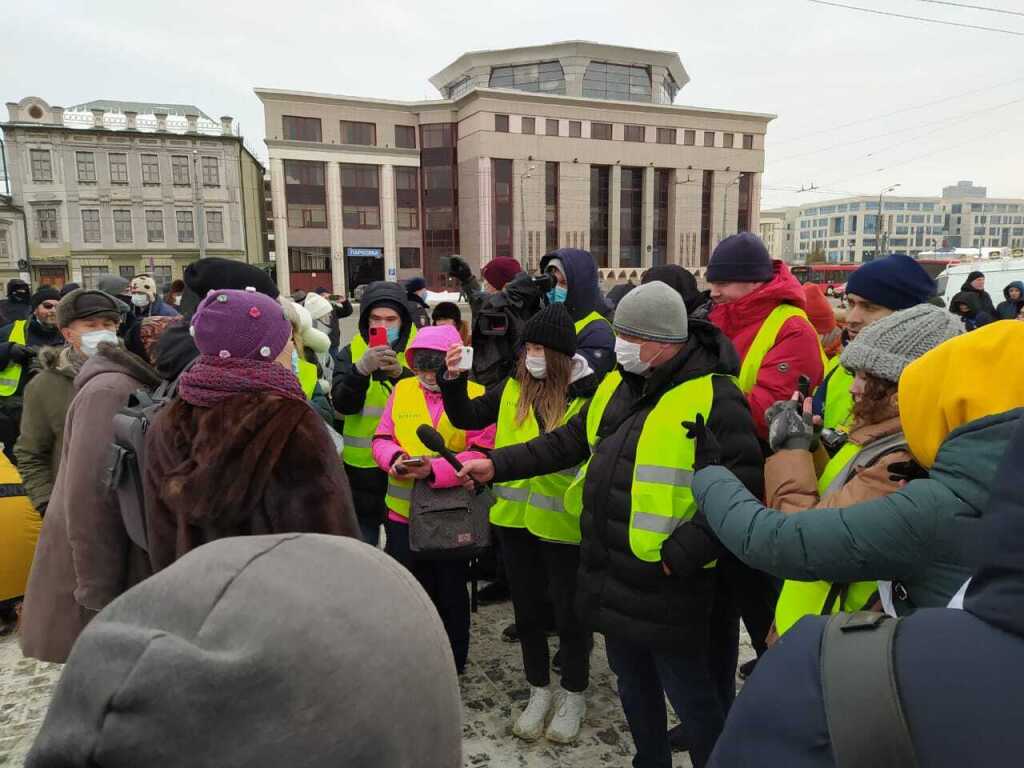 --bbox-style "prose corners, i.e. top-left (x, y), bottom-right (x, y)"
top-left (708, 574), bottom-right (740, 715)
top-left (605, 634), bottom-right (725, 768)
top-left (498, 526), bottom-right (590, 693)
top-left (386, 519), bottom-right (470, 672)
top-left (358, 518), bottom-right (381, 547)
